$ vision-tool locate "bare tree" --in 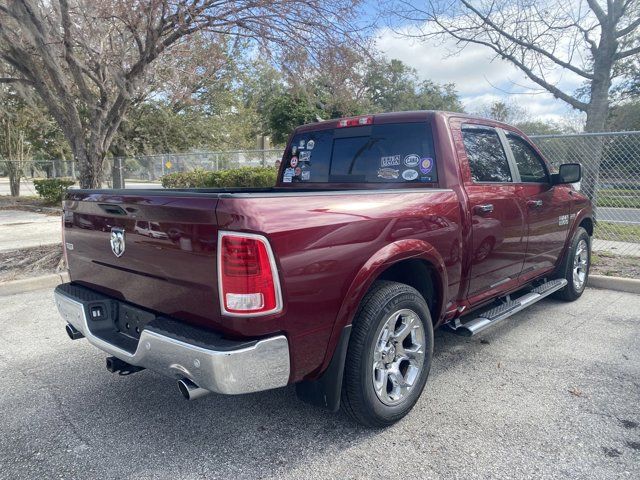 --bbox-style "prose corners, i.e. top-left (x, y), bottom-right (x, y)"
top-left (391, 0), bottom-right (640, 201)
top-left (0, 124), bottom-right (30, 197)
top-left (0, 0), bottom-right (364, 188)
